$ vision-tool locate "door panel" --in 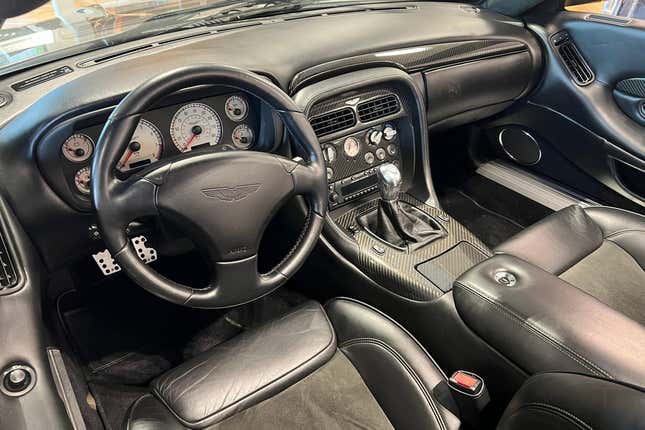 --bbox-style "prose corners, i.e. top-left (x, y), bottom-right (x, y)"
top-left (481, 10), bottom-right (645, 209)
